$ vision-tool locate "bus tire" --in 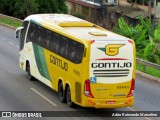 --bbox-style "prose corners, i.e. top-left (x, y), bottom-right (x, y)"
top-left (58, 82), bottom-right (66, 103)
top-left (66, 86), bottom-right (75, 107)
top-left (26, 62), bottom-right (34, 81)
